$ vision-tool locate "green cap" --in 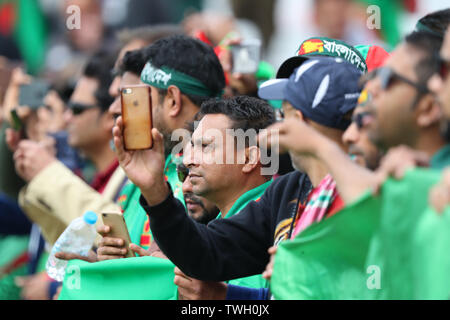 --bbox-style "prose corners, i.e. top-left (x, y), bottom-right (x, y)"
top-left (277, 37), bottom-right (367, 78)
